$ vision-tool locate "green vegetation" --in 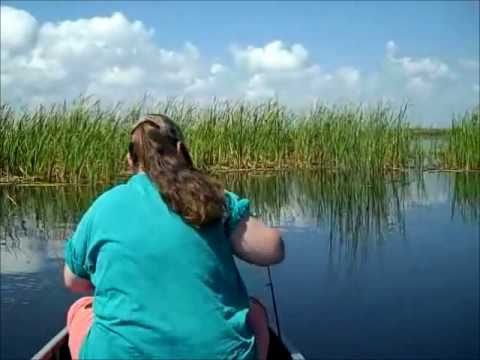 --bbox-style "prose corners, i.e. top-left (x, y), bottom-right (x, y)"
top-left (440, 109), bottom-right (480, 171)
top-left (410, 128), bottom-right (449, 137)
top-left (0, 100), bottom-right (135, 183)
top-left (183, 102), bottom-right (415, 173)
top-left (1, 99), bottom-right (478, 184)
